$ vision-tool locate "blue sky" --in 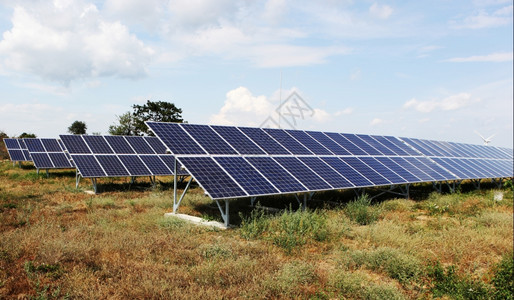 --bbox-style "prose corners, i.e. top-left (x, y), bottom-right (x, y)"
top-left (0, 0), bottom-right (512, 147)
